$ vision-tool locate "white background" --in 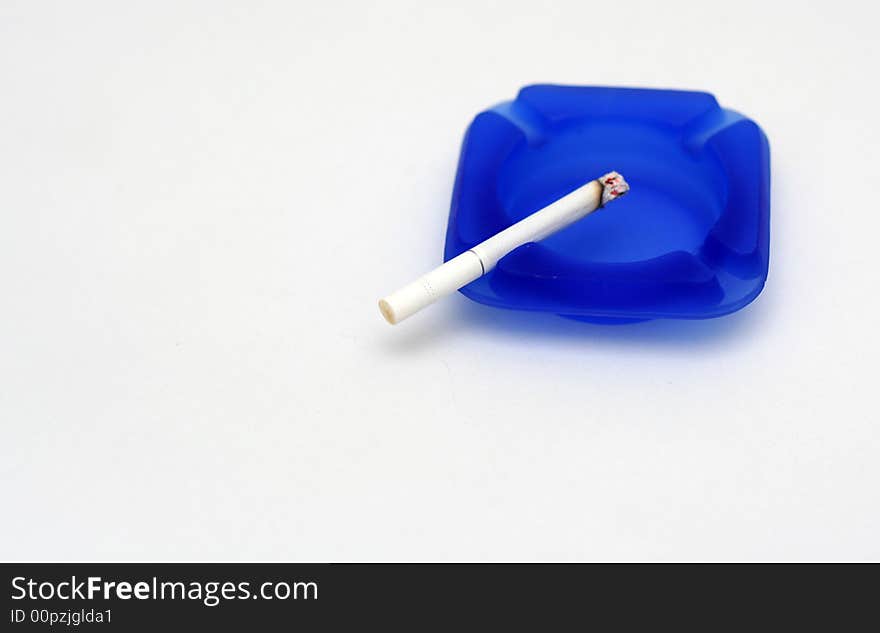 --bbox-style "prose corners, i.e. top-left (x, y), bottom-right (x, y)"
top-left (2, 0), bottom-right (877, 561)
